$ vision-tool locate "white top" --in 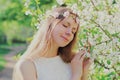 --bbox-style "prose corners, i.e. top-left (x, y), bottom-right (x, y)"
top-left (33, 55), bottom-right (72, 80)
